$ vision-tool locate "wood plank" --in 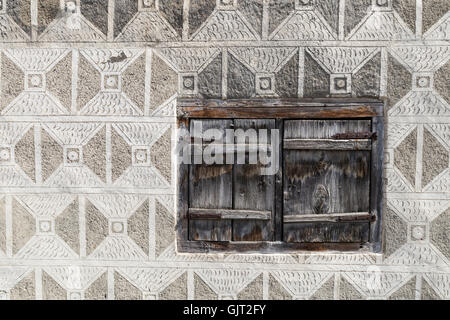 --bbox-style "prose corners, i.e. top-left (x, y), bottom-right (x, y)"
top-left (283, 150), bottom-right (371, 216)
top-left (189, 119), bottom-right (233, 241)
top-left (177, 98), bottom-right (383, 109)
top-left (232, 119), bottom-right (276, 241)
top-left (284, 120), bottom-right (372, 139)
top-left (189, 208), bottom-right (271, 220)
top-left (179, 106), bottom-right (380, 119)
top-left (283, 120), bottom-right (371, 243)
top-left (284, 212), bottom-right (373, 223)
top-left (177, 120), bottom-right (190, 242)
top-left (283, 139), bottom-right (372, 150)
top-left (274, 119), bottom-right (284, 241)
top-left (191, 143), bottom-right (272, 154)
top-left (284, 222), bottom-right (370, 243)
top-left (370, 116), bottom-right (384, 252)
